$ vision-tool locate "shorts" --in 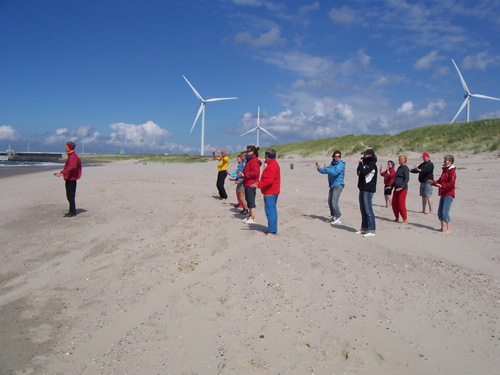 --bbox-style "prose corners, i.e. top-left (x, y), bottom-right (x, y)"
top-left (420, 182), bottom-right (433, 197)
top-left (237, 182), bottom-right (245, 193)
top-left (384, 185), bottom-right (394, 195)
top-left (245, 186), bottom-right (257, 209)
